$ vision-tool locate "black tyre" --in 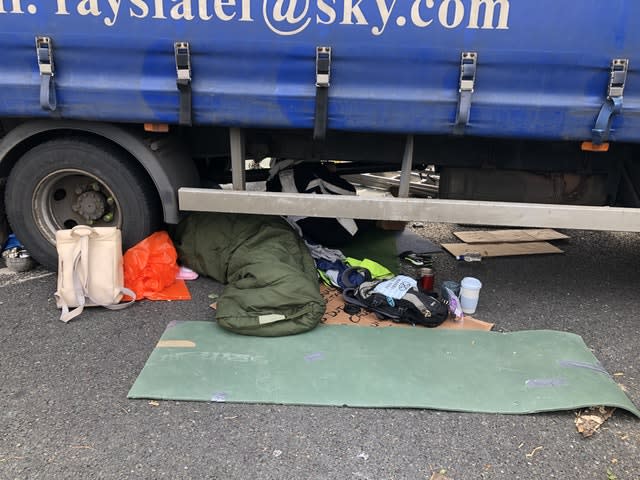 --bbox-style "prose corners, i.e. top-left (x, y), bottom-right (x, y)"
top-left (5, 137), bottom-right (161, 269)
